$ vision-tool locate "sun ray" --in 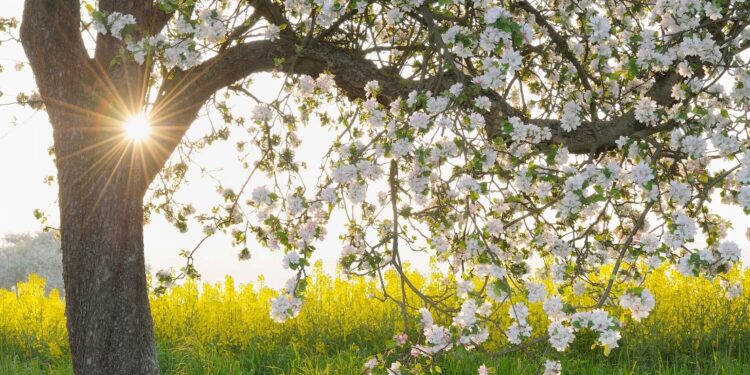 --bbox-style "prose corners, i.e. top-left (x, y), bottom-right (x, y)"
top-left (69, 138), bottom-right (130, 190)
top-left (81, 139), bottom-right (134, 230)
